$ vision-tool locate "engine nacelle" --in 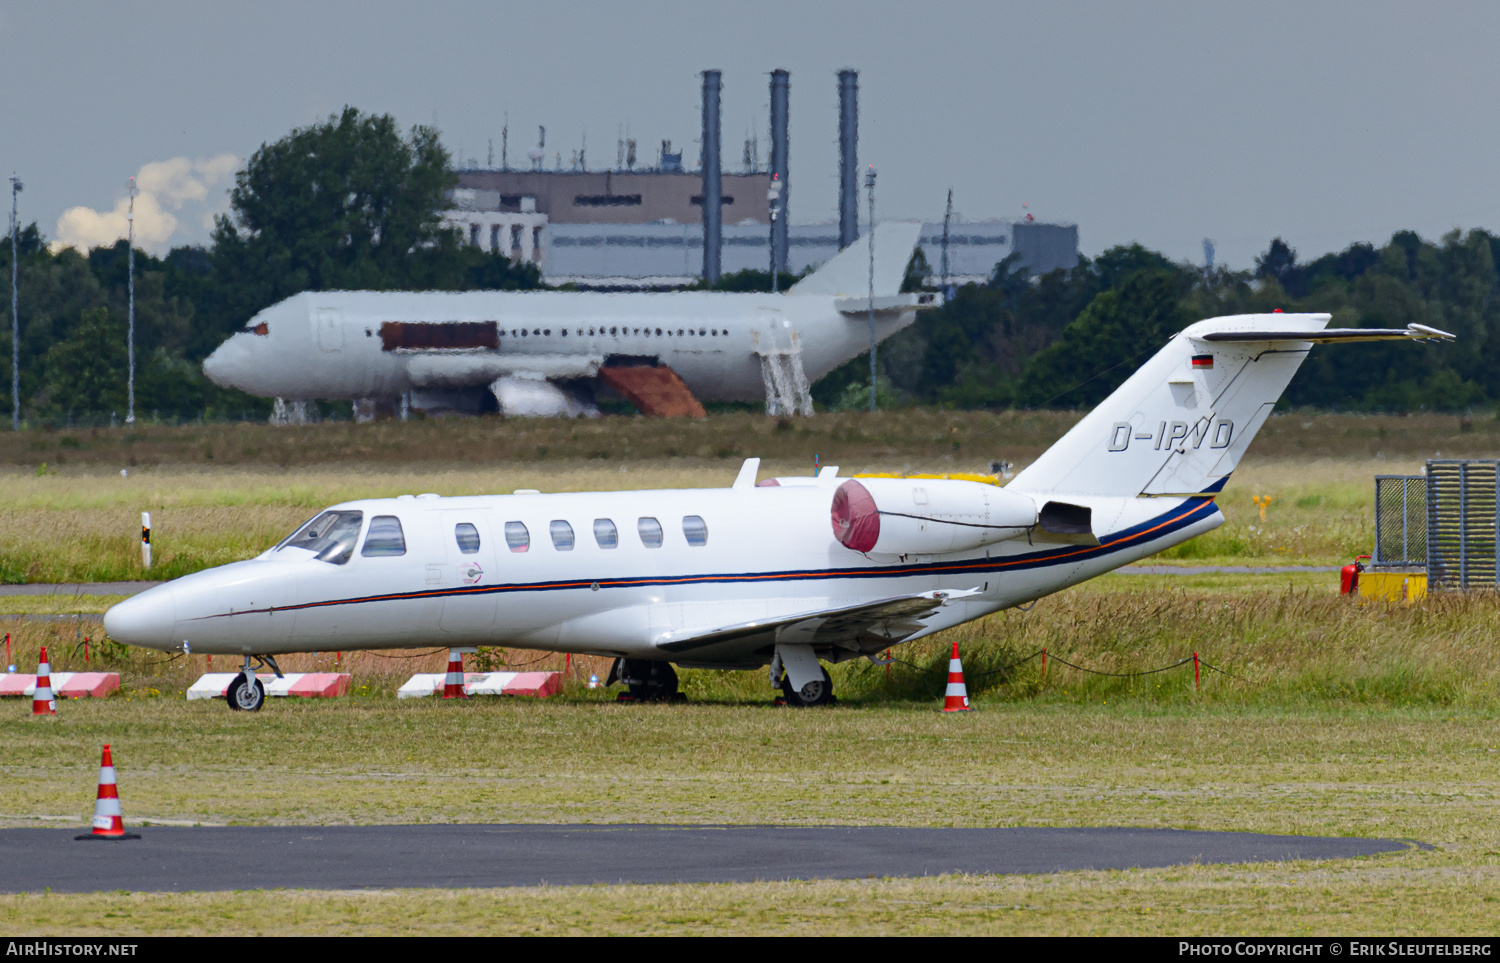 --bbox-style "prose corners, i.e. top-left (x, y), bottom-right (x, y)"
top-left (830, 478), bottom-right (1039, 556)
